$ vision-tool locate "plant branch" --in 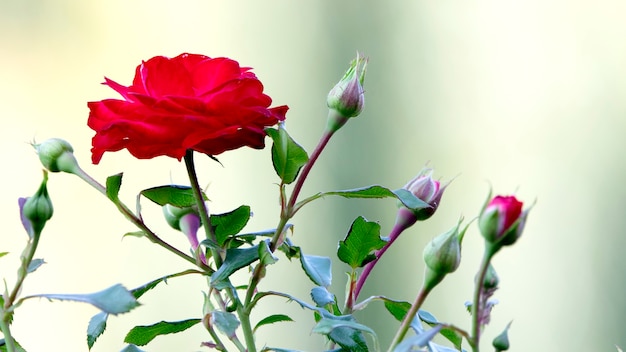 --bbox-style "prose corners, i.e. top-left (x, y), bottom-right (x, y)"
top-left (387, 285), bottom-right (432, 352)
top-left (470, 243), bottom-right (498, 351)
